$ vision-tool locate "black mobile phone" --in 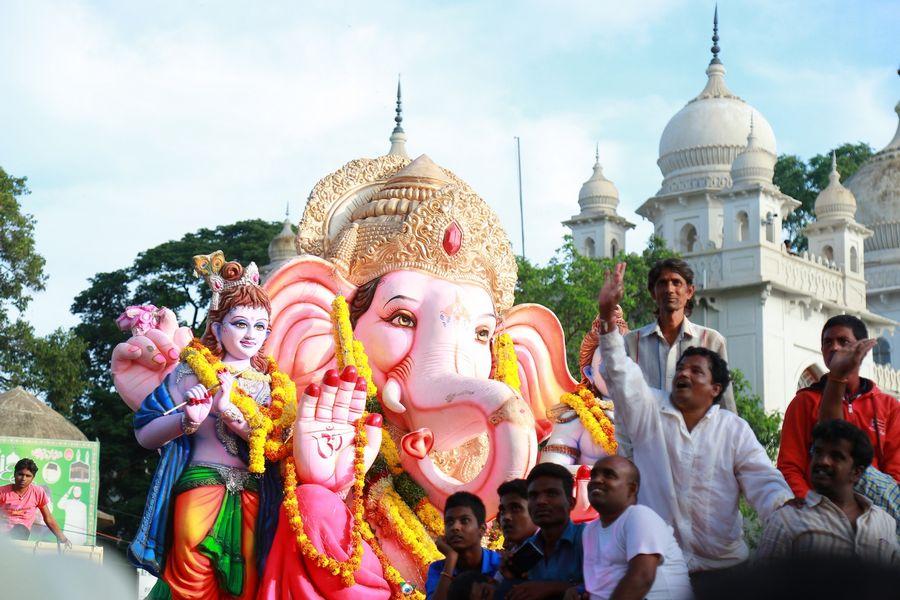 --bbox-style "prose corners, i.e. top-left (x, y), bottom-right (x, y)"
top-left (507, 540), bottom-right (543, 577)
